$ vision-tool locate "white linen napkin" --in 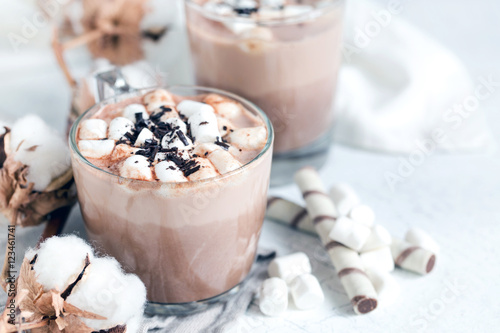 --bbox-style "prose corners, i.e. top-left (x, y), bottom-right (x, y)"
top-left (334, 0), bottom-right (494, 153)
